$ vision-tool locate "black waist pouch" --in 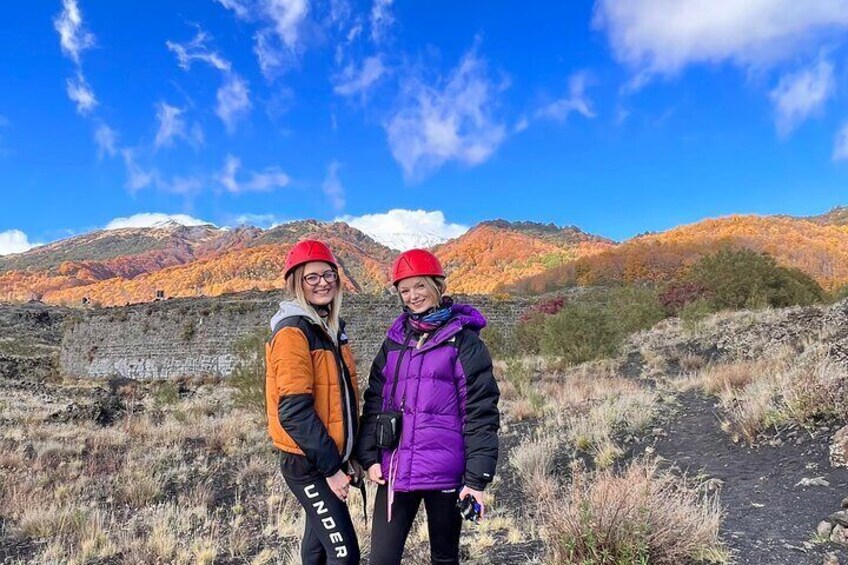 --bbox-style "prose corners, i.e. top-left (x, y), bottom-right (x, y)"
top-left (374, 410), bottom-right (402, 449)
